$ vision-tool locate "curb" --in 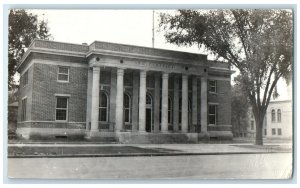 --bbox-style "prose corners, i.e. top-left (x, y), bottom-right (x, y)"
top-left (8, 151), bottom-right (291, 158)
